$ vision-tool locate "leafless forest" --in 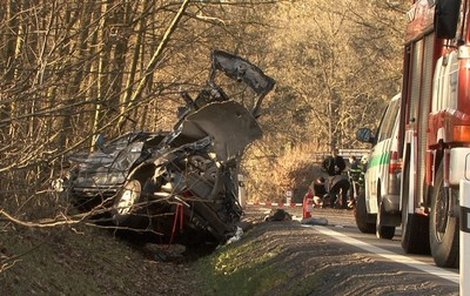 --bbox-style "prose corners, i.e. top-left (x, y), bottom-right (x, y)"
top-left (0, 0), bottom-right (407, 224)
